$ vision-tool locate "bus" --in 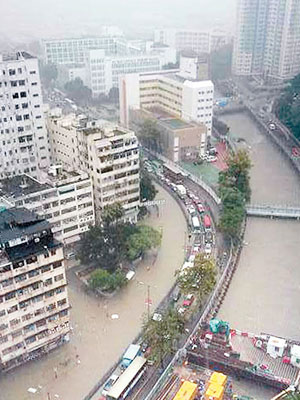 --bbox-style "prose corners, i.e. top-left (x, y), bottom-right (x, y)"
top-left (107, 356), bottom-right (147, 400)
top-left (203, 215), bottom-right (211, 230)
top-left (173, 380), bottom-right (198, 400)
top-left (192, 216), bottom-right (200, 232)
top-left (121, 344), bottom-right (141, 368)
